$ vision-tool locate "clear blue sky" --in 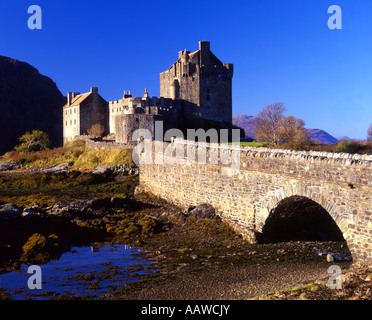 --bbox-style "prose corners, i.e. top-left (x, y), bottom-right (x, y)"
top-left (1, 0), bottom-right (371, 139)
